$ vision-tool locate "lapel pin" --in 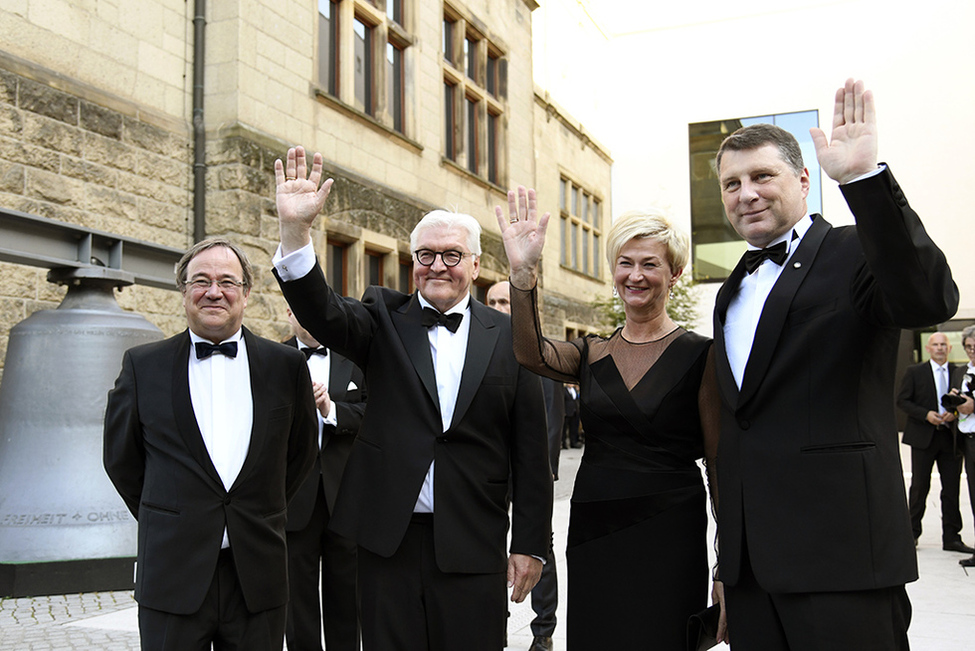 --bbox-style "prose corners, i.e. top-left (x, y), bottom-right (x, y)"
top-left (793, 262), bottom-right (802, 269)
